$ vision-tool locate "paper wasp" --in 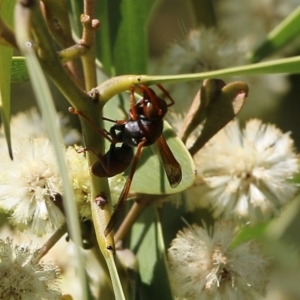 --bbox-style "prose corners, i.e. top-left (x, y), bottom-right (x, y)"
top-left (70, 84), bottom-right (182, 236)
